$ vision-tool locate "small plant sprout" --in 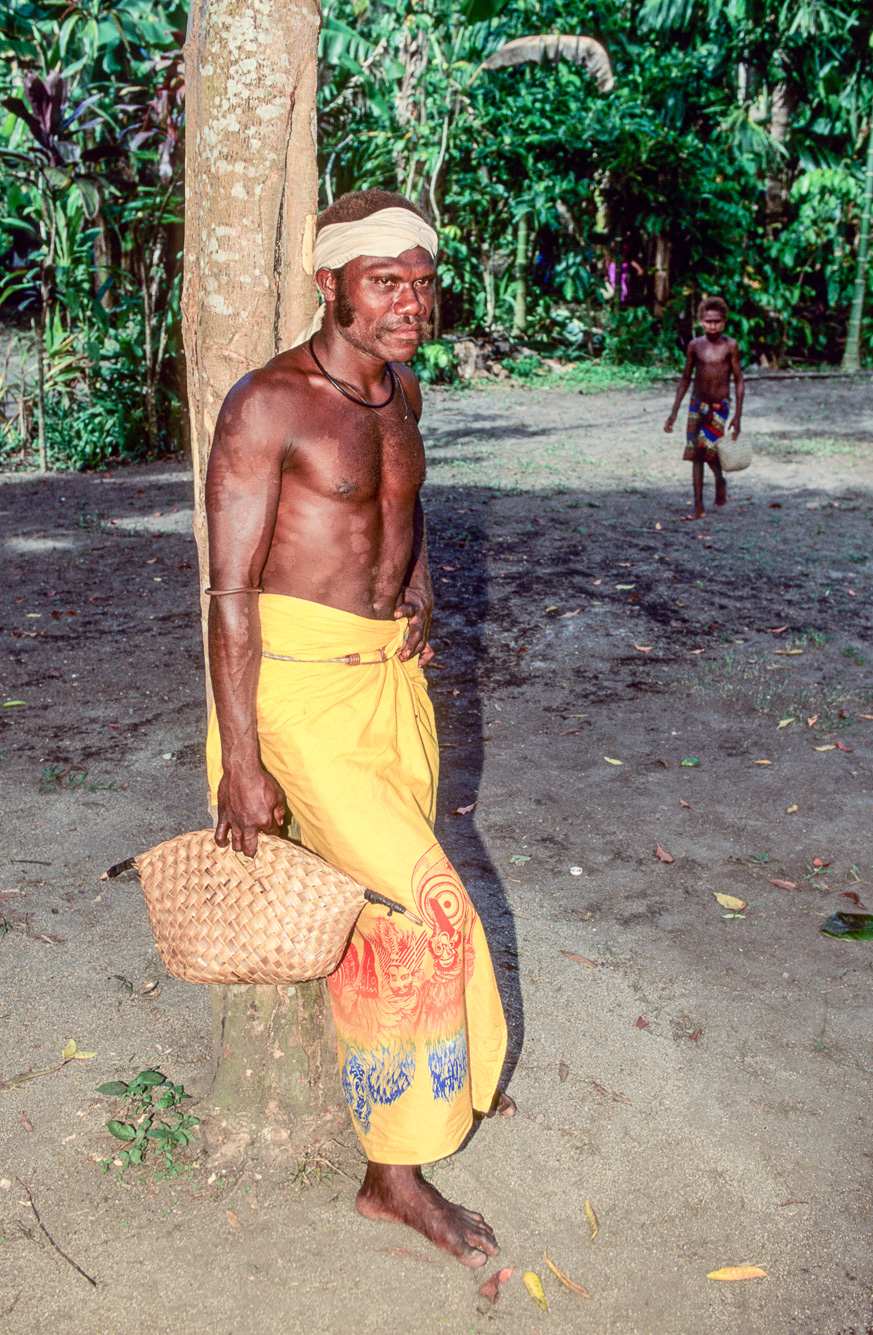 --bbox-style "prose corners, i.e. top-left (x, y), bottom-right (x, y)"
top-left (96, 1070), bottom-right (199, 1175)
